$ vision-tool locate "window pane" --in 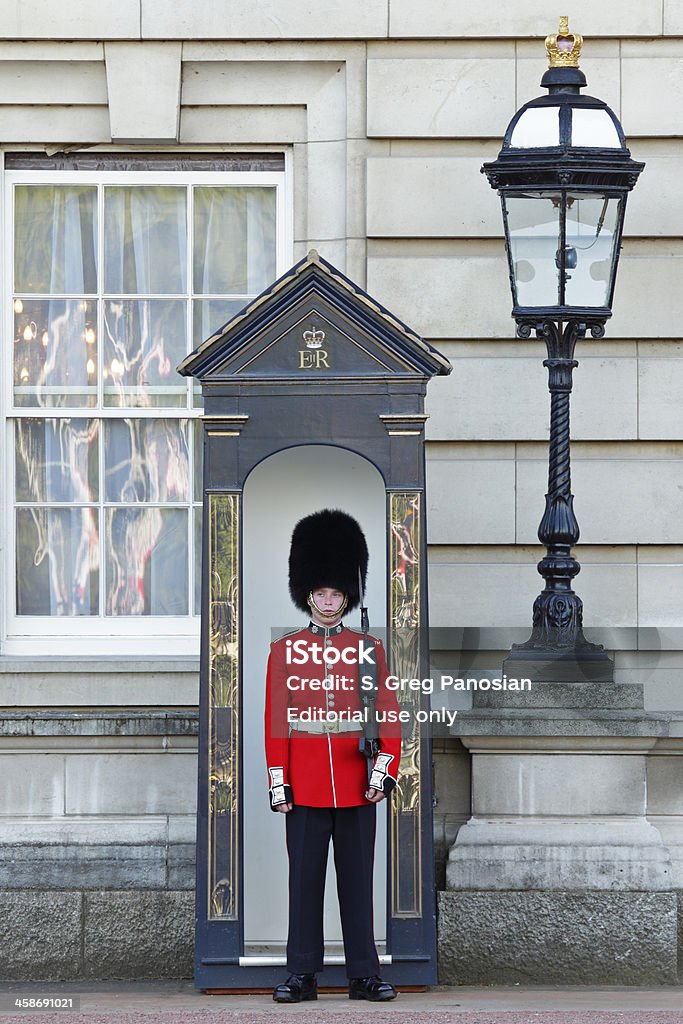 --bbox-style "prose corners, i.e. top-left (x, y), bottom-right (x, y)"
top-left (16, 507), bottom-right (99, 615)
top-left (104, 187), bottom-right (187, 295)
top-left (103, 300), bottom-right (188, 408)
top-left (194, 506), bottom-right (202, 615)
top-left (104, 419), bottom-right (190, 503)
top-left (105, 507), bottom-right (188, 615)
top-left (193, 298), bottom-right (247, 346)
top-left (14, 299), bottom-right (97, 408)
top-left (193, 187), bottom-right (276, 295)
top-left (16, 419), bottom-right (99, 503)
top-left (14, 185), bottom-right (97, 294)
top-left (193, 421), bottom-right (203, 503)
